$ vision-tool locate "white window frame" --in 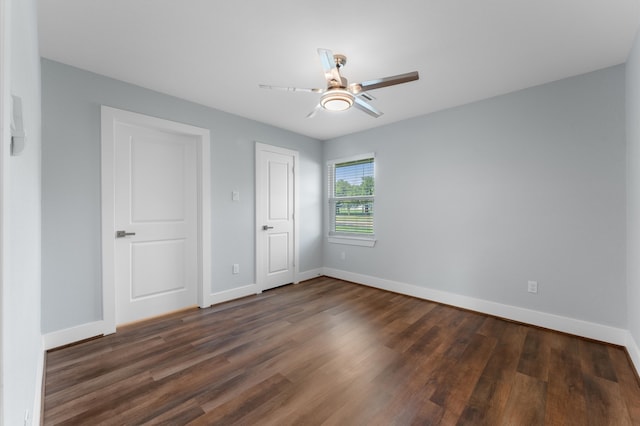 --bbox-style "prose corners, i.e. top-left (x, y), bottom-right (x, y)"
top-left (327, 153), bottom-right (376, 247)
